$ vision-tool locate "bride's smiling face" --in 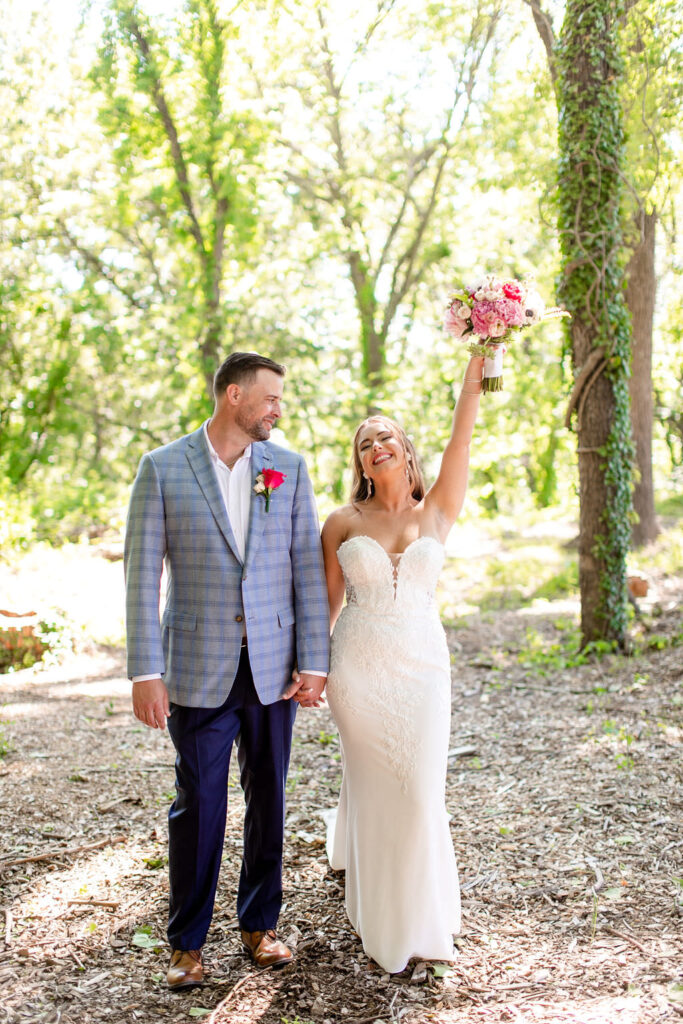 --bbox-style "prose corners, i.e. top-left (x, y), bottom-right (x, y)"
top-left (356, 420), bottom-right (406, 478)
